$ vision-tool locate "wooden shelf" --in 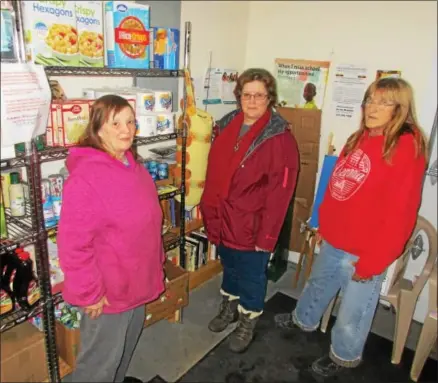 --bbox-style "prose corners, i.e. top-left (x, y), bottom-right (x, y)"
top-left (168, 218), bottom-right (203, 237)
top-left (189, 259), bottom-right (222, 291)
top-left (43, 358), bottom-right (72, 382)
